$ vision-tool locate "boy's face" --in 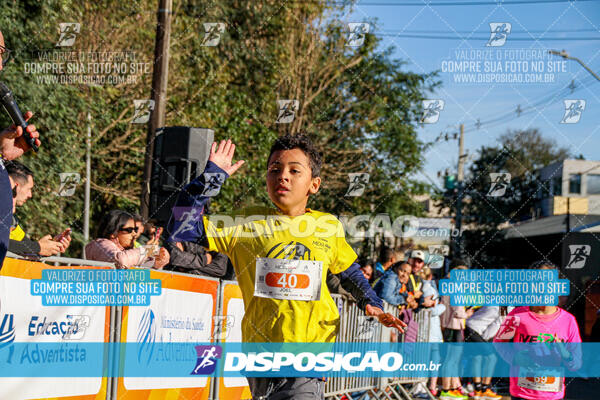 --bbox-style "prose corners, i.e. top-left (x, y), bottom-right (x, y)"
top-left (267, 148), bottom-right (321, 215)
